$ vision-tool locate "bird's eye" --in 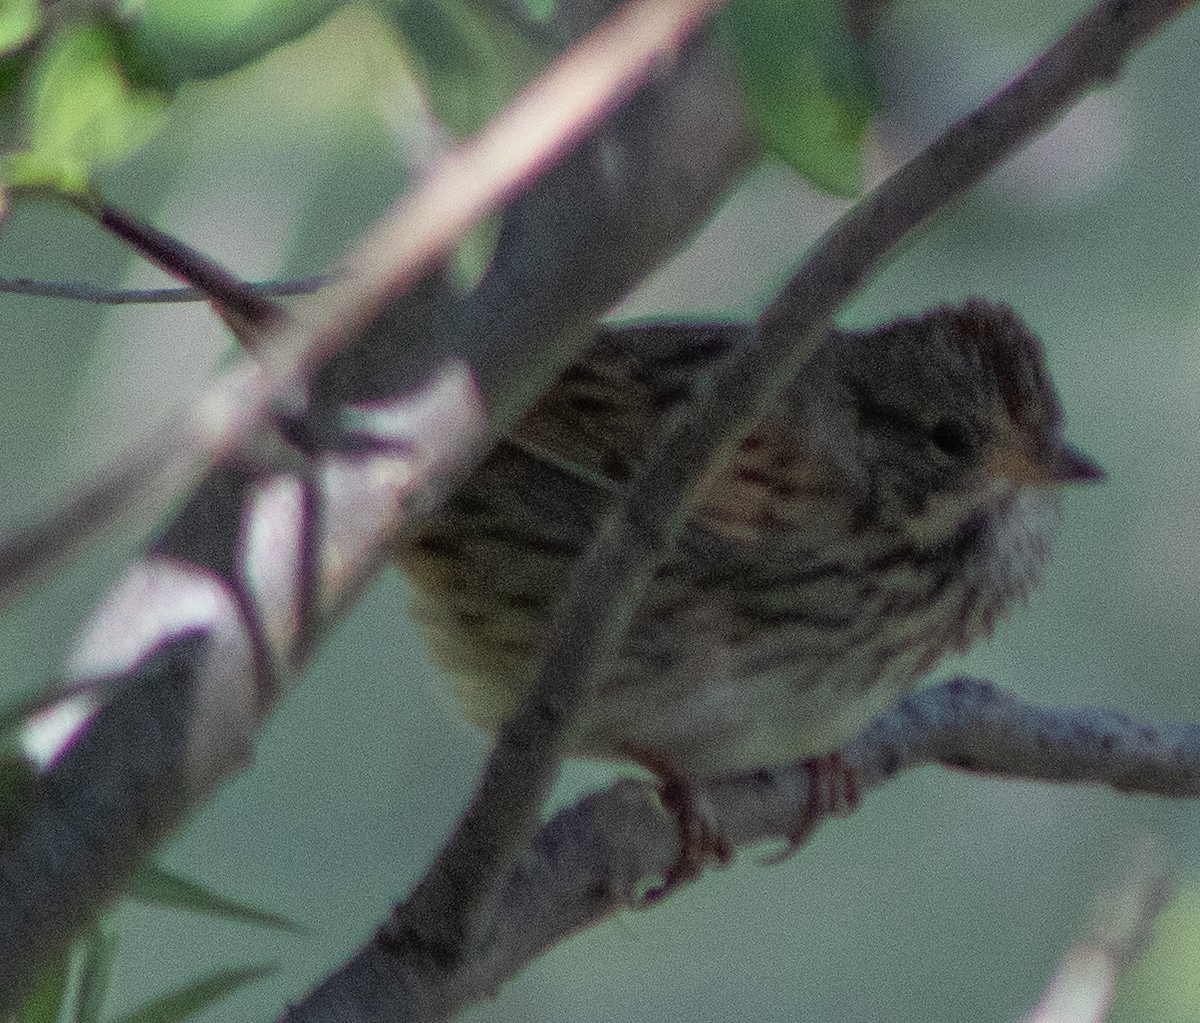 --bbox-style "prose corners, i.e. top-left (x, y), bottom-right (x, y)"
top-left (929, 417), bottom-right (976, 459)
